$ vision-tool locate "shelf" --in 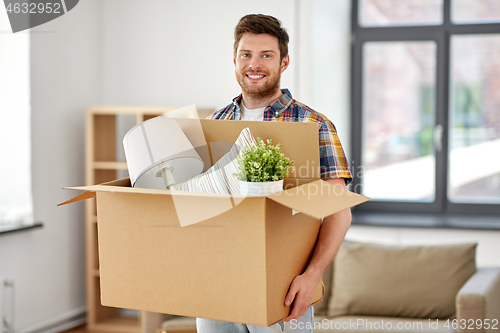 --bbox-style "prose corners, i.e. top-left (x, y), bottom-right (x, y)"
top-left (88, 105), bottom-right (178, 115)
top-left (94, 161), bottom-right (128, 170)
top-left (87, 105), bottom-right (213, 119)
top-left (85, 106), bottom-right (212, 332)
top-left (94, 169), bottom-right (119, 185)
top-left (86, 106), bottom-right (167, 333)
